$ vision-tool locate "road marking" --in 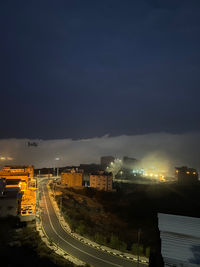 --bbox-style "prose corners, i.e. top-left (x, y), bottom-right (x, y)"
top-left (41, 186), bottom-right (122, 267)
